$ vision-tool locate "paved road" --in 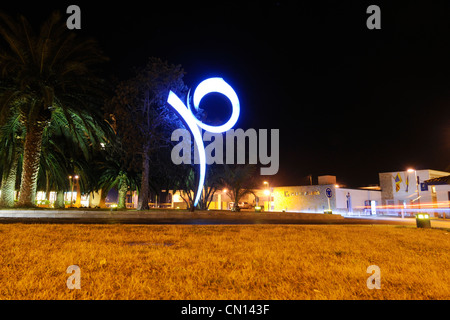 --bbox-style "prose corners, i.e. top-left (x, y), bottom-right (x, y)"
top-left (344, 215), bottom-right (450, 229)
top-left (0, 209), bottom-right (448, 228)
